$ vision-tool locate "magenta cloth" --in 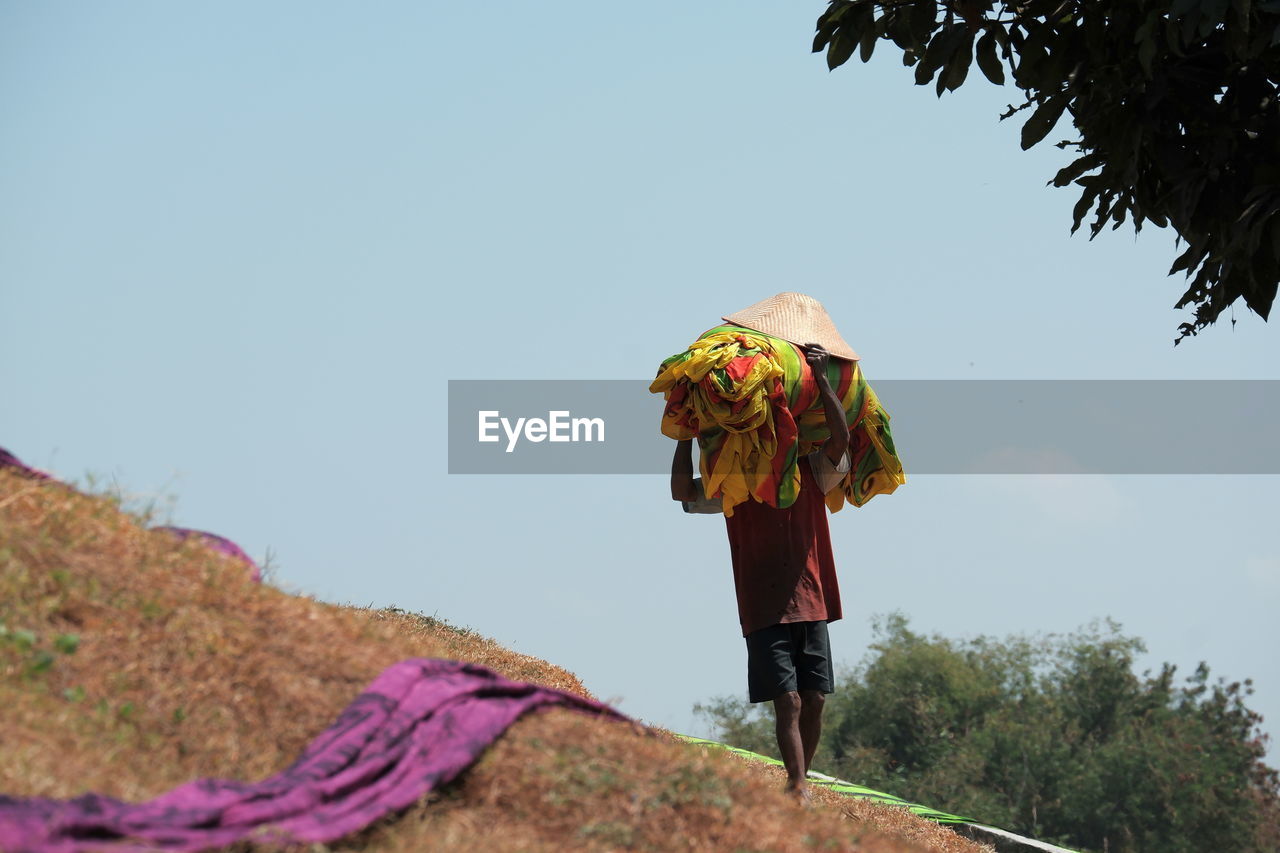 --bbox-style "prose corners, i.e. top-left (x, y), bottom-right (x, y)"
top-left (0, 447), bottom-right (53, 481)
top-left (153, 527), bottom-right (262, 584)
top-left (0, 445), bottom-right (259, 585)
top-left (0, 658), bottom-right (629, 852)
